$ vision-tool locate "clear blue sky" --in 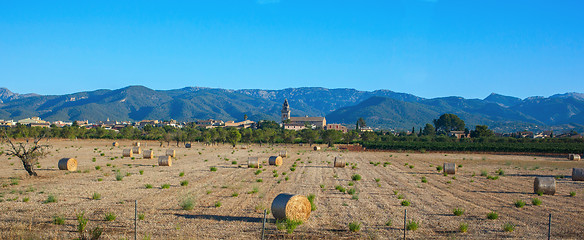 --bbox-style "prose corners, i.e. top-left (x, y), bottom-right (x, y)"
top-left (1, 0), bottom-right (583, 99)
